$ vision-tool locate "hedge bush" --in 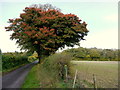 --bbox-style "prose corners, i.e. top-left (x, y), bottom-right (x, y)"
top-left (37, 52), bottom-right (73, 88)
top-left (2, 53), bottom-right (29, 70)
